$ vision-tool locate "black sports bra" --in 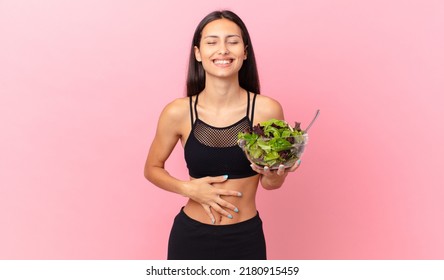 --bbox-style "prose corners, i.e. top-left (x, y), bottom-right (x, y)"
top-left (184, 92), bottom-right (258, 179)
